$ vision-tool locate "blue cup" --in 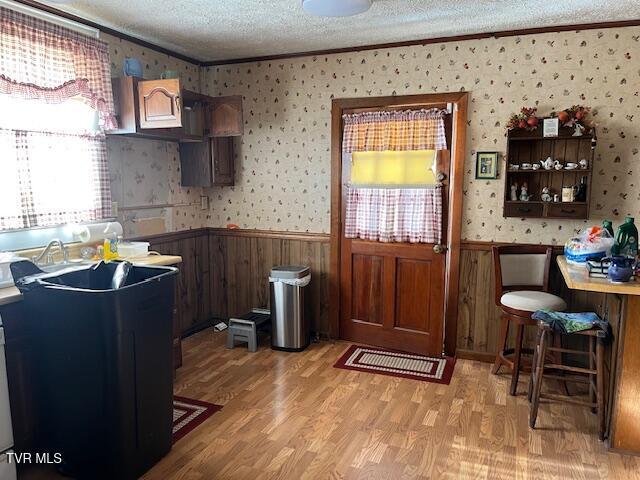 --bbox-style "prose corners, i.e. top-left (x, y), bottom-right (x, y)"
top-left (123, 57), bottom-right (143, 78)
